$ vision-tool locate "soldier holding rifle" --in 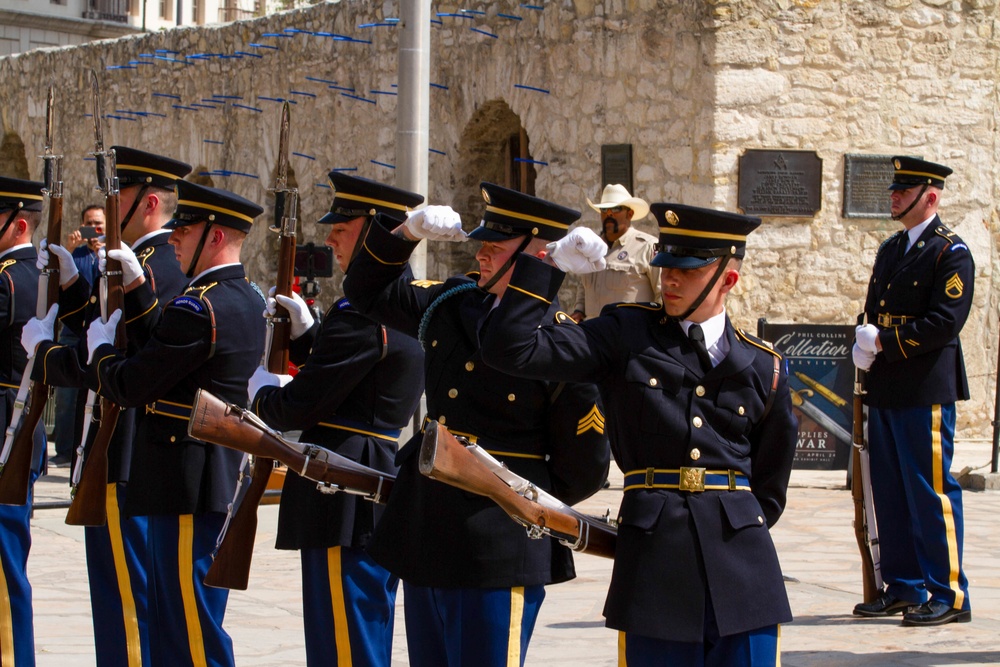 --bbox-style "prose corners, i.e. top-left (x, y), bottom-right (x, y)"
top-left (851, 157), bottom-right (973, 626)
top-left (247, 173), bottom-right (425, 666)
top-left (22, 147), bottom-right (191, 667)
top-left (82, 181), bottom-right (264, 667)
top-left (480, 204), bottom-right (797, 667)
top-left (342, 183), bottom-right (609, 667)
top-left (0, 176), bottom-right (46, 666)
